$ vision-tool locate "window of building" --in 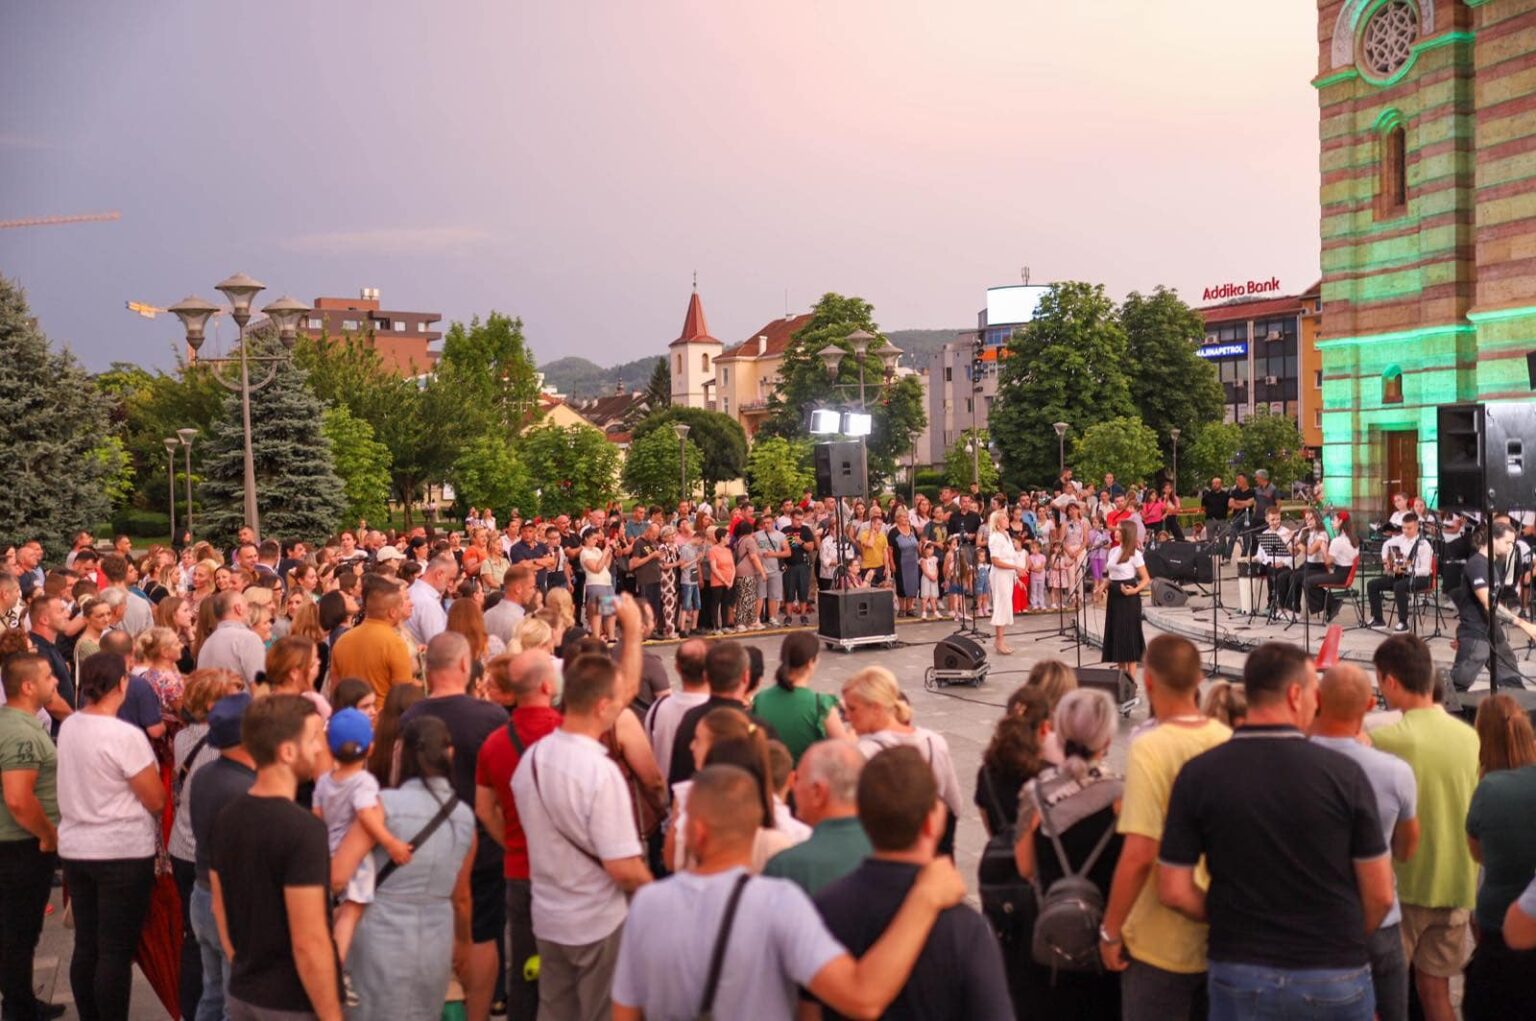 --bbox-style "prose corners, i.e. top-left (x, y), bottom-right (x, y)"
top-left (944, 367), bottom-right (952, 382)
top-left (722, 368), bottom-right (729, 385)
top-left (722, 397), bottom-right (729, 415)
top-left (375, 318), bottom-right (391, 331)
top-left (394, 321), bottom-right (405, 332)
top-left (701, 353), bottom-right (710, 373)
top-left (1382, 365), bottom-right (1404, 404)
top-left (1360, 2), bottom-right (1419, 80)
top-left (342, 319), bottom-right (359, 332)
top-left (1315, 410), bottom-right (1323, 428)
top-left (416, 321), bottom-right (427, 333)
top-left (1377, 117), bottom-right (1408, 219)
top-left (306, 317), bottom-right (322, 330)
top-left (676, 353), bottom-right (683, 375)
